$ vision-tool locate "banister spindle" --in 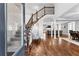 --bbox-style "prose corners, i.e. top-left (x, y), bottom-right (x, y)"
top-left (36, 10), bottom-right (38, 21)
top-left (44, 6), bottom-right (46, 15)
